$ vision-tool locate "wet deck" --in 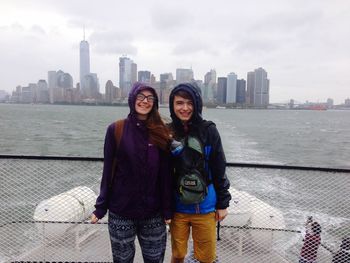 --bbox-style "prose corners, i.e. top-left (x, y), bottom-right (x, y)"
top-left (14, 223), bottom-right (292, 263)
